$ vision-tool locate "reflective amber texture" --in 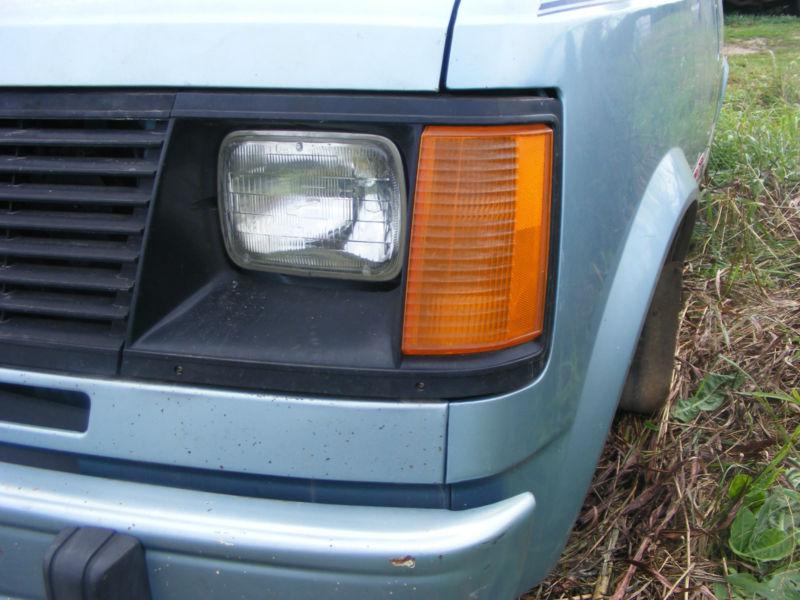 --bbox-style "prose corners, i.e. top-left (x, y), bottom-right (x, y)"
top-left (403, 124), bottom-right (553, 355)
